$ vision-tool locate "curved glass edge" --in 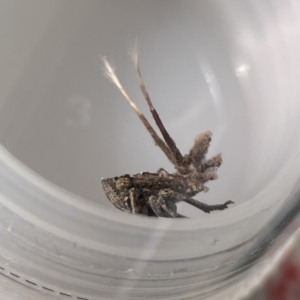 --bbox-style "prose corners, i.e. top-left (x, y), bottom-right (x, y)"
top-left (0, 145), bottom-right (299, 299)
